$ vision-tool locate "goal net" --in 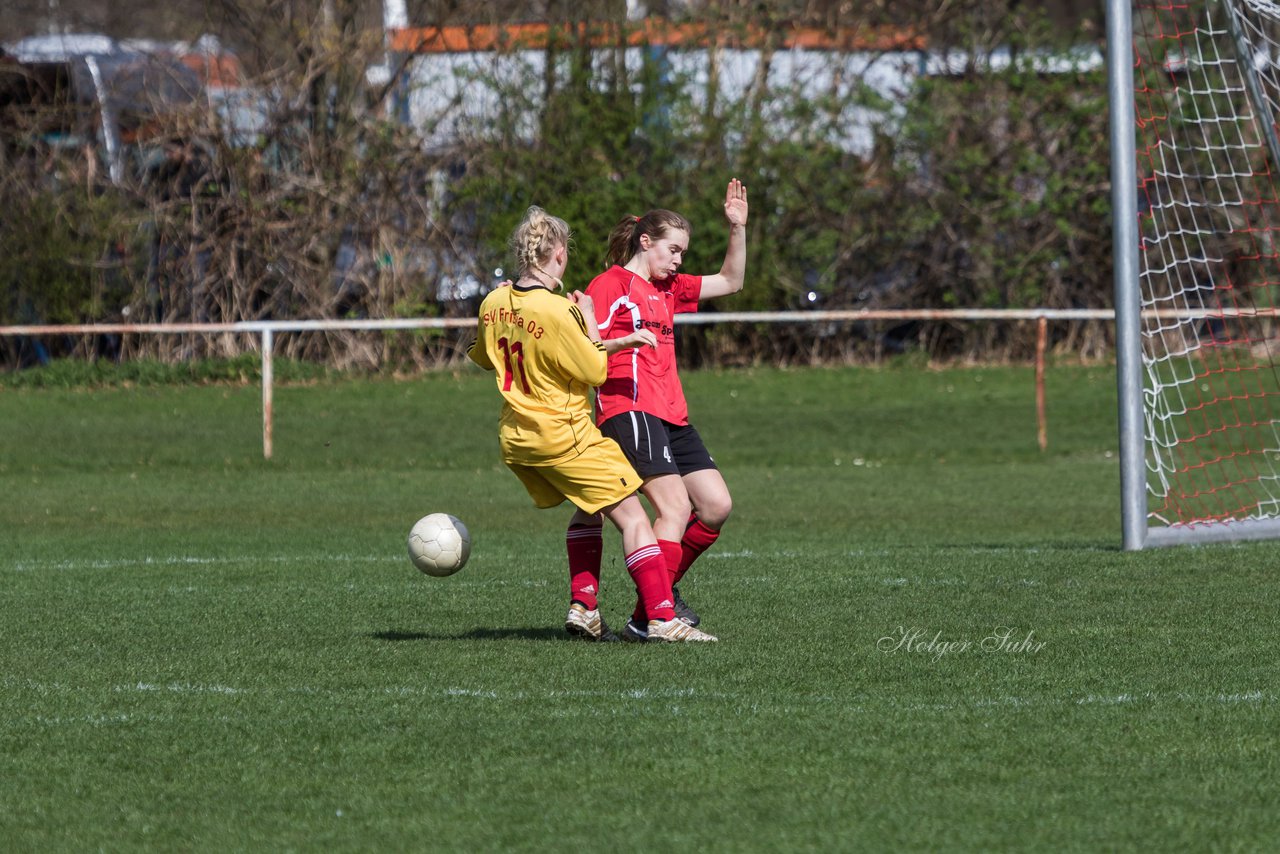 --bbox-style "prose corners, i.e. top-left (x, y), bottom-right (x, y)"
top-left (1126, 0), bottom-right (1280, 544)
